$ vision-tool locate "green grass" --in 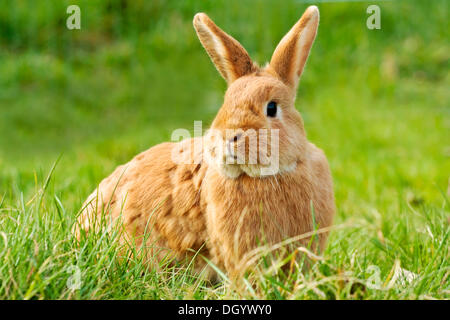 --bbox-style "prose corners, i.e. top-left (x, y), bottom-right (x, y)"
top-left (0, 0), bottom-right (449, 299)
